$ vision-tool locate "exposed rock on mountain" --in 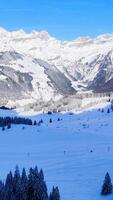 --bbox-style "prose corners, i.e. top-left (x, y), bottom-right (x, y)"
top-left (0, 28), bottom-right (112, 109)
